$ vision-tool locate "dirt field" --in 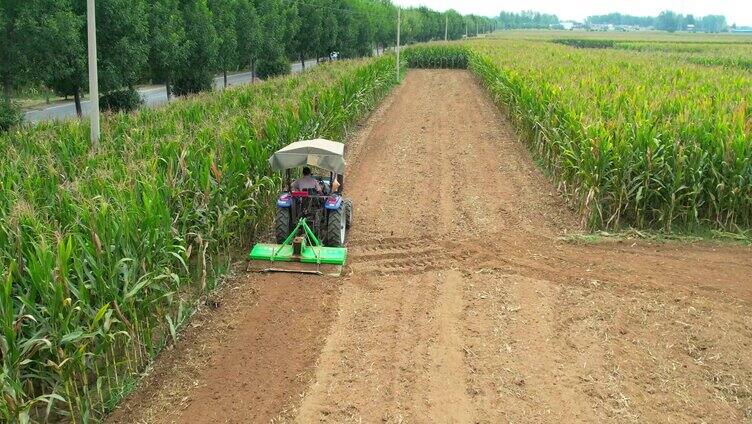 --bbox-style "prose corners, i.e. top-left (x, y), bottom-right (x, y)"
top-left (108, 70), bottom-right (752, 424)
